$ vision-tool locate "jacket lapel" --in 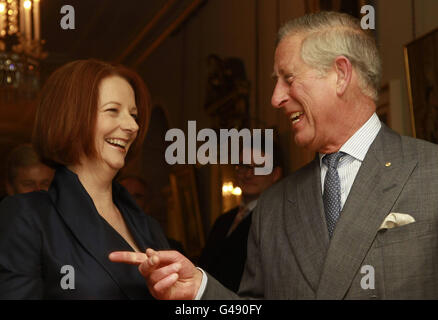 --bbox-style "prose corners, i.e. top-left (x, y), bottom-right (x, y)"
top-left (316, 126), bottom-right (418, 299)
top-left (283, 158), bottom-right (330, 292)
top-left (48, 167), bottom-right (152, 299)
